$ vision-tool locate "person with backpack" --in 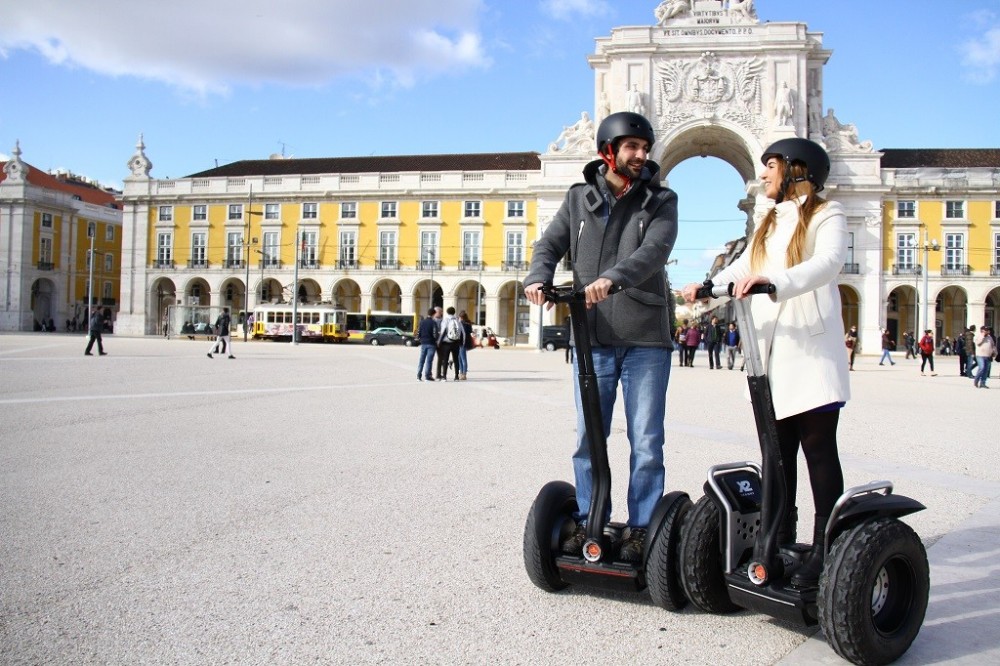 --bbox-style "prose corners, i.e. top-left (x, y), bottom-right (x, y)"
top-left (436, 306), bottom-right (464, 381)
top-left (918, 329), bottom-right (936, 376)
top-left (416, 308), bottom-right (439, 381)
top-left (207, 308), bottom-right (235, 359)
